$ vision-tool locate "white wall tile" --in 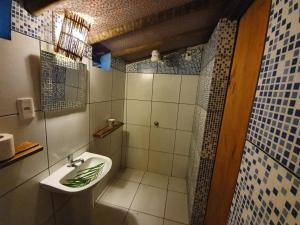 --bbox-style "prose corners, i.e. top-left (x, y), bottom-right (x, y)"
top-left (110, 128), bottom-right (123, 156)
top-left (112, 69), bottom-right (126, 100)
top-left (126, 147), bottom-right (148, 170)
top-left (0, 170), bottom-right (53, 225)
top-left (46, 107), bottom-right (89, 165)
top-left (127, 73), bottom-right (153, 100)
top-left (148, 151), bottom-right (173, 176)
top-left (90, 66), bottom-right (112, 103)
top-left (126, 124), bottom-right (150, 149)
top-left (123, 100), bottom-right (127, 122)
top-left (0, 112), bottom-right (47, 149)
top-left (180, 75), bottom-right (199, 104)
top-left (177, 104), bottom-right (195, 131)
top-left (151, 102), bottom-right (178, 129)
top-left (0, 150), bottom-right (48, 197)
top-left (89, 136), bottom-right (111, 157)
top-left (174, 130), bottom-right (192, 156)
top-left (89, 101), bottom-right (112, 140)
top-left (54, 191), bottom-right (93, 225)
top-left (111, 100), bottom-right (124, 122)
top-left (110, 151), bottom-right (122, 179)
top-left (0, 113), bottom-right (48, 196)
top-left (49, 145), bottom-right (88, 175)
top-left (149, 128), bottom-right (175, 153)
top-left (152, 74), bottom-right (181, 103)
top-left (0, 31), bottom-right (40, 116)
top-left (172, 155), bottom-right (188, 178)
top-left (127, 100), bottom-right (151, 126)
